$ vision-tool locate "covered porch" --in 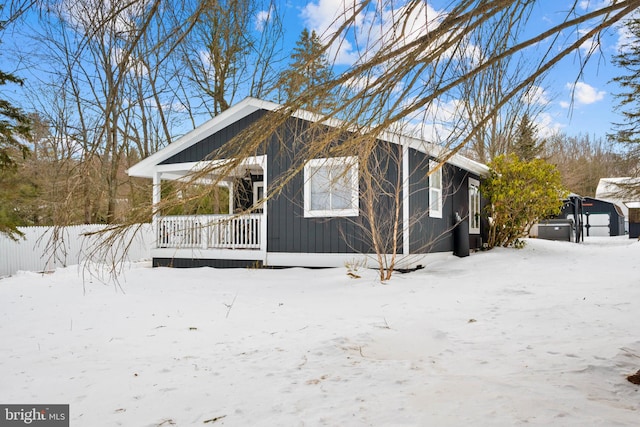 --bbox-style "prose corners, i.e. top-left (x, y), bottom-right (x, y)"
top-left (151, 155), bottom-right (267, 258)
